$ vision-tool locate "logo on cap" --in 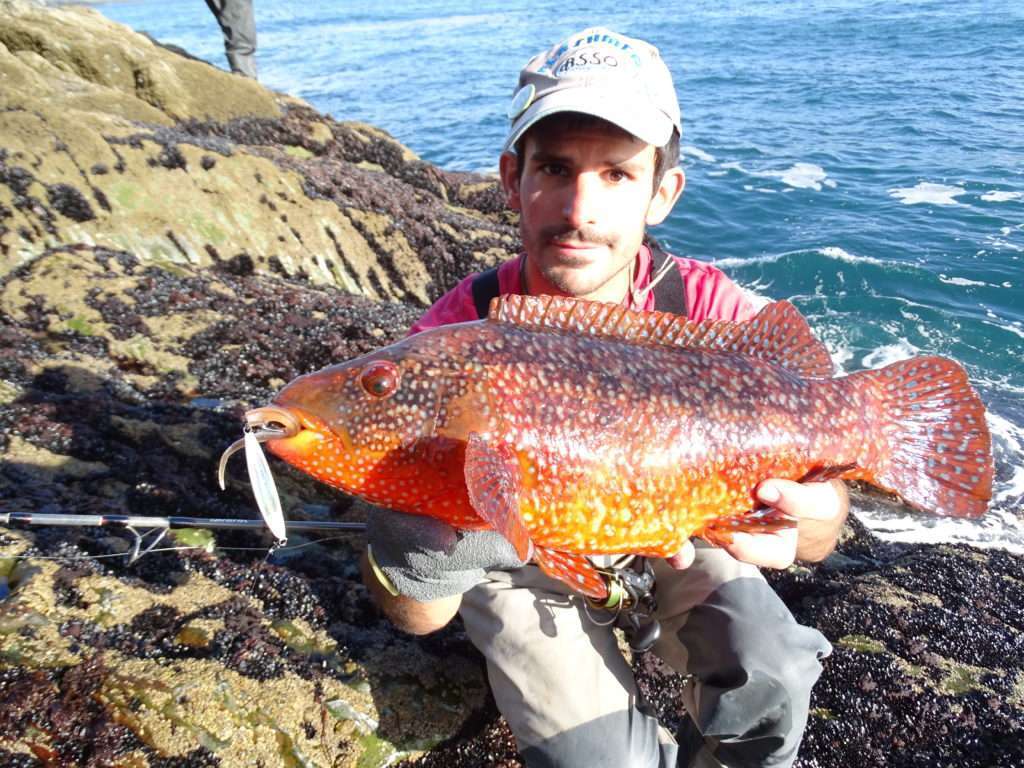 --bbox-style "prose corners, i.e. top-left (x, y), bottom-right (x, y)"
top-left (507, 84), bottom-right (536, 120)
